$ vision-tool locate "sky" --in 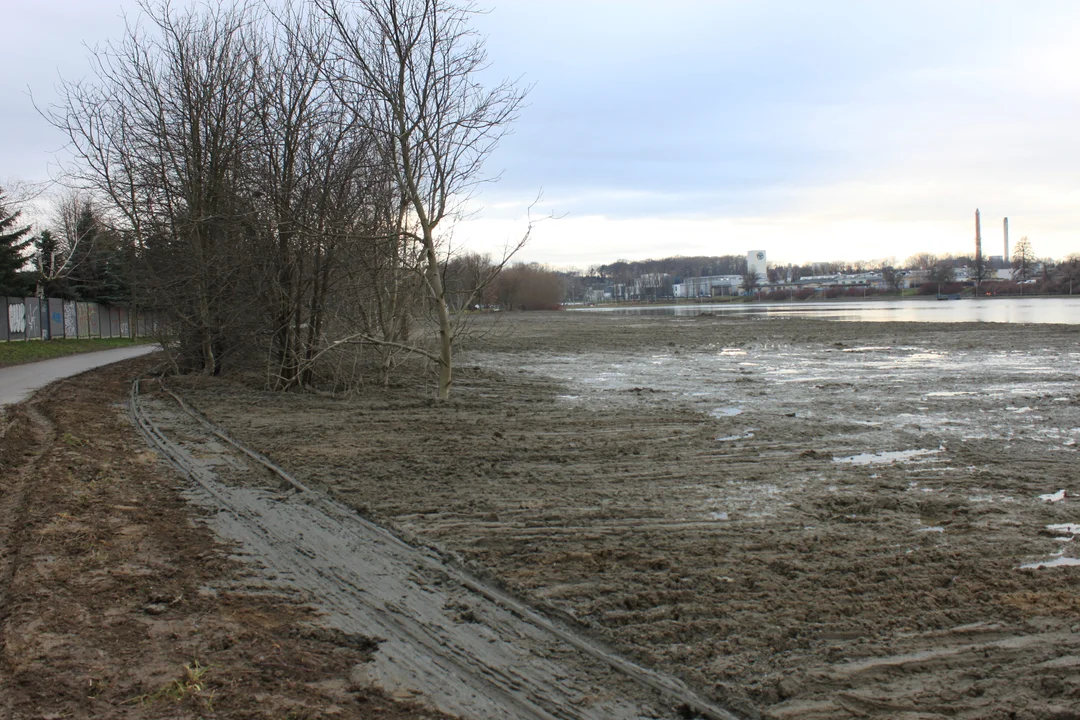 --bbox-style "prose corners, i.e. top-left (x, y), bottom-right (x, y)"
top-left (4, 1), bottom-right (1080, 269)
